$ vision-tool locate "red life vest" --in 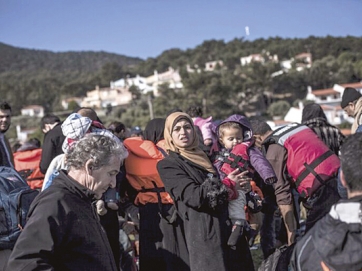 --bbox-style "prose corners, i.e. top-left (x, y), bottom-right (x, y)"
top-left (13, 149), bottom-right (44, 190)
top-left (220, 142), bottom-right (254, 175)
top-left (263, 123), bottom-right (340, 197)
